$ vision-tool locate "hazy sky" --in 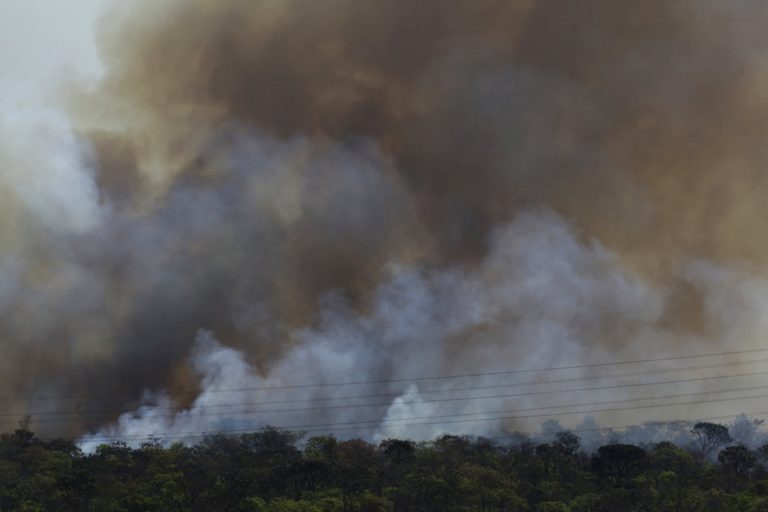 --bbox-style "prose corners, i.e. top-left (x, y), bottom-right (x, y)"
top-left (0, 0), bottom-right (108, 88)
